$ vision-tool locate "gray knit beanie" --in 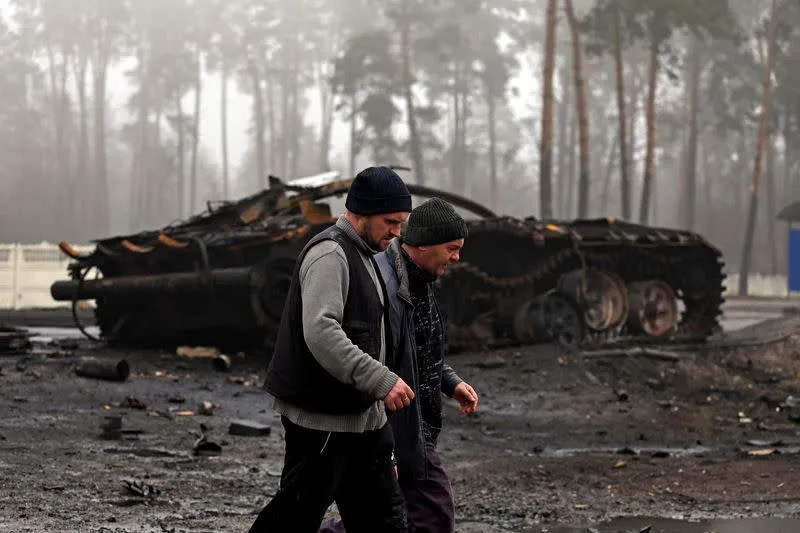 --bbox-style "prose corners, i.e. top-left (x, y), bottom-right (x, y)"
top-left (403, 197), bottom-right (468, 246)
